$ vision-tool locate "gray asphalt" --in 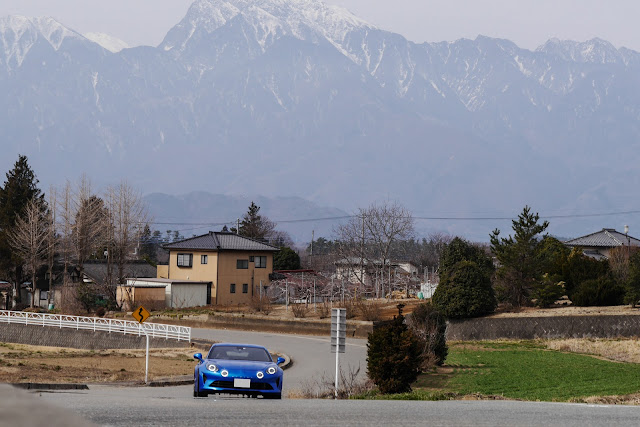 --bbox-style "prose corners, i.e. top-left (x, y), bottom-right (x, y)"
top-left (26, 384), bottom-right (640, 426)
top-left (9, 327), bottom-right (640, 426)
